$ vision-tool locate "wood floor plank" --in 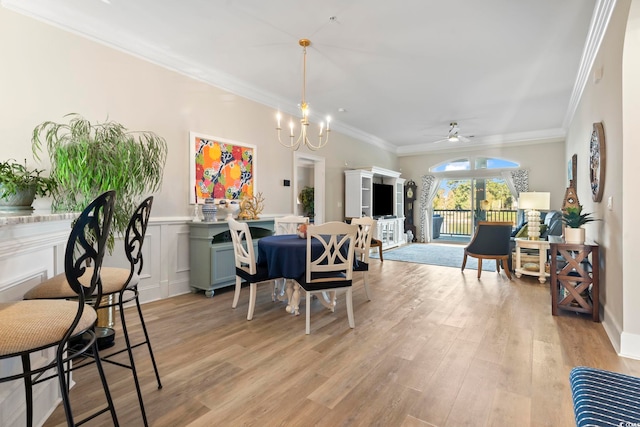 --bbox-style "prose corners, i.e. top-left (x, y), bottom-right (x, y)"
top-left (39, 257), bottom-right (637, 426)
